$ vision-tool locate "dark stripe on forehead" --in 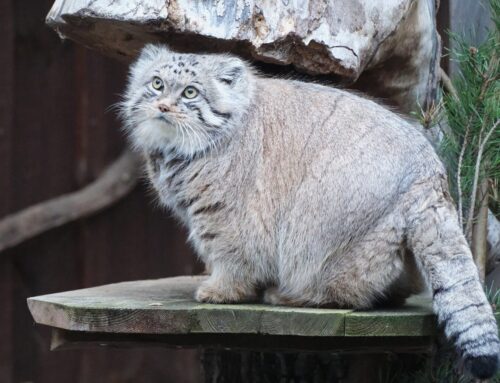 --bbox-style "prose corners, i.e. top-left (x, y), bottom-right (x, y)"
top-left (191, 81), bottom-right (203, 87)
